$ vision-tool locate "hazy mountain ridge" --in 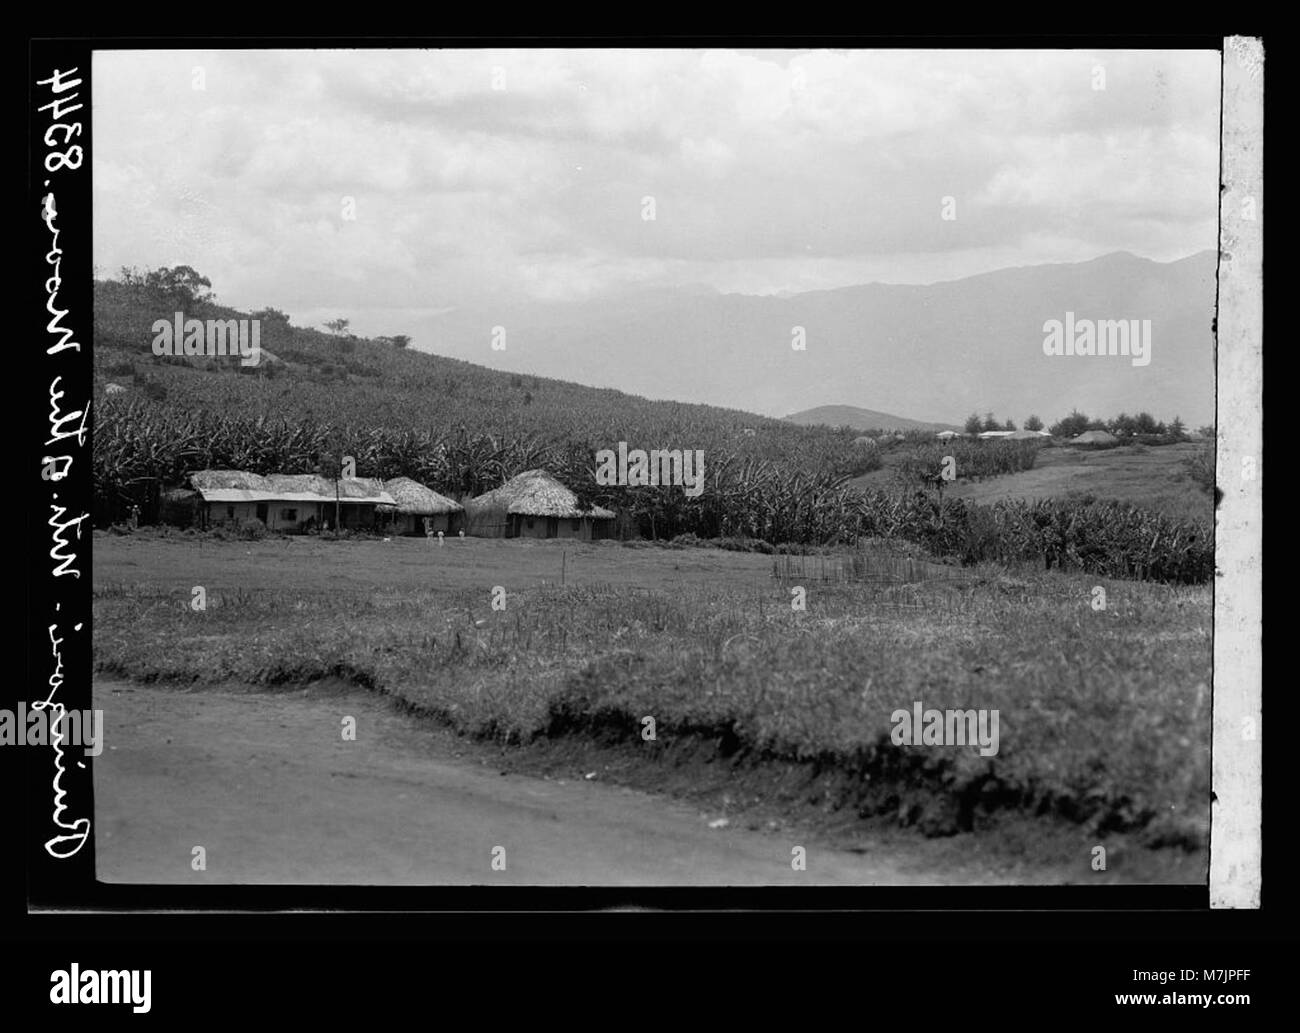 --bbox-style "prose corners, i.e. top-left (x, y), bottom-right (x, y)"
top-left (415, 251), bottom-right (1216, 427)
top-left (783, 406), bottom-right (960, 432)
